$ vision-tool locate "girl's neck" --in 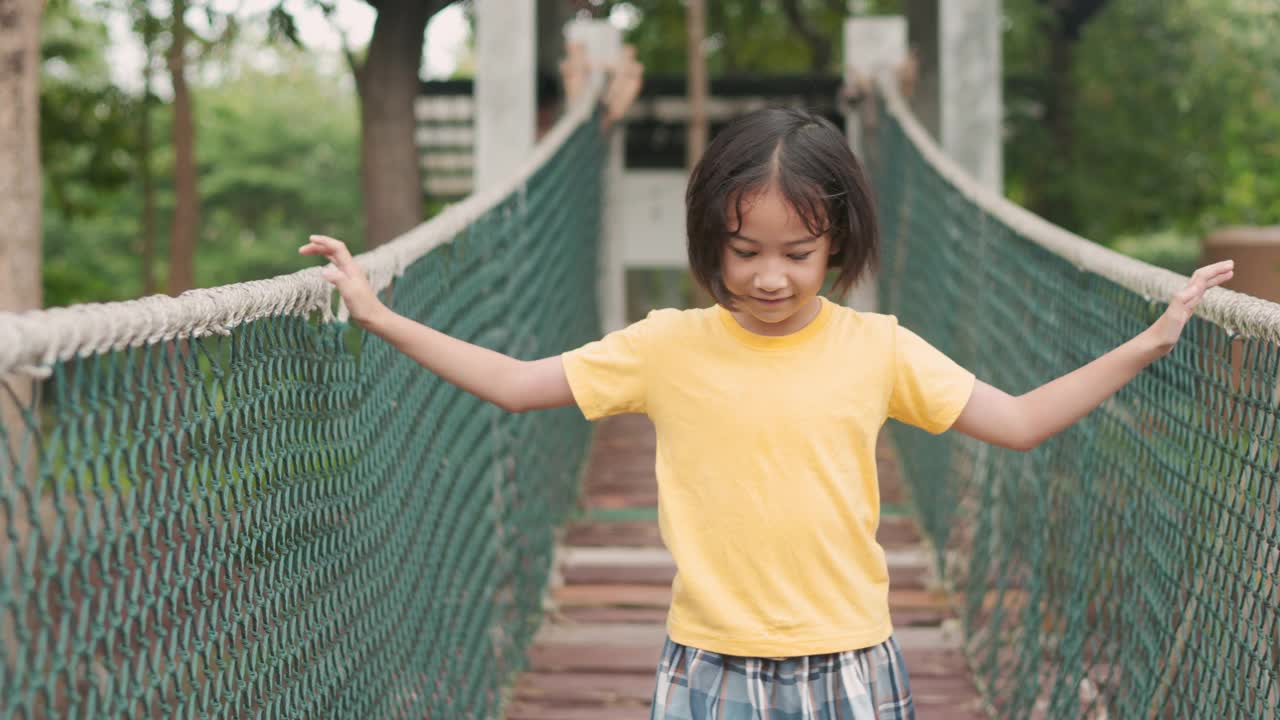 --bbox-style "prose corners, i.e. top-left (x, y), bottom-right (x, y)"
top-left (731, 296), bottom-right (824, 337)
